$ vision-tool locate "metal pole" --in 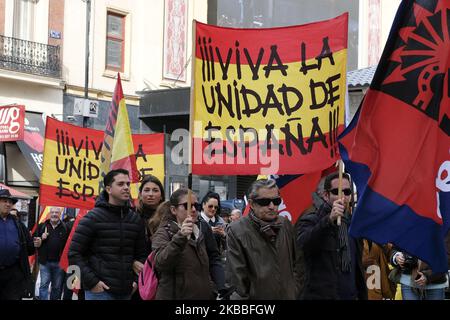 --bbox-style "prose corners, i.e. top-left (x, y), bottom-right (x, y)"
top-left (83, 0), bottom-right (91, 128)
